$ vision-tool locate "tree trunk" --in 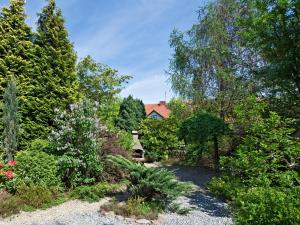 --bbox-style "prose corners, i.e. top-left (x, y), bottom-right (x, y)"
top-left (213, 135), bottom-right (219, 171)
